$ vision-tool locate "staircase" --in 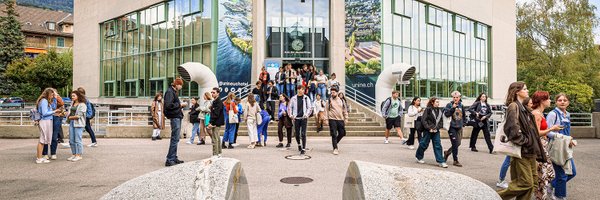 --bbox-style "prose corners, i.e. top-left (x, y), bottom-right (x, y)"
top-left (235, 103), bottom-right (388, 137)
